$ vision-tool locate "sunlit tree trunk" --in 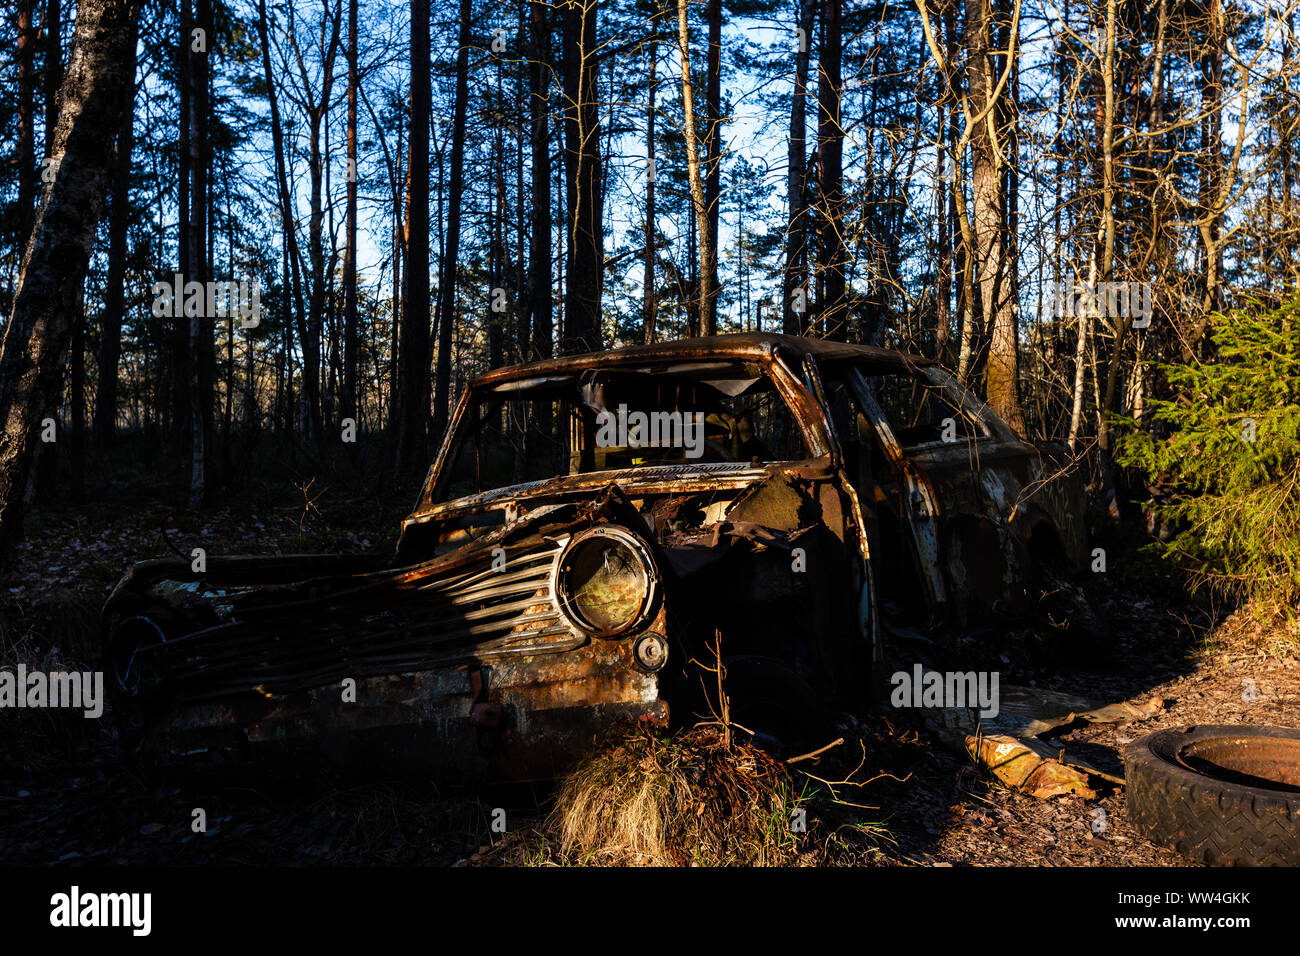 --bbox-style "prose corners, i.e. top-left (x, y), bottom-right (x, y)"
top-left (966, 0), bottom-right (1025, 435)
top-left (0, 0), bottom-right (144, 566)
top-left (676, 0), bottom-right (714, 339)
